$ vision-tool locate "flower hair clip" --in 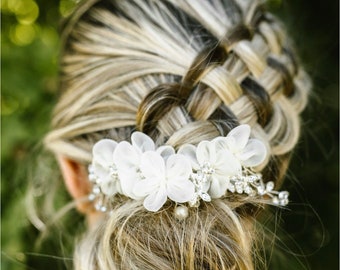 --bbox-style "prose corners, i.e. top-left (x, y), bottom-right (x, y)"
top-left (88, 125), bottom-right (289, 218)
